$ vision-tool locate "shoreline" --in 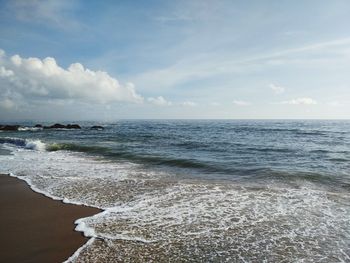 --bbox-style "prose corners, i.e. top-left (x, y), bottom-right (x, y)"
top-left (0, 174), bottom-right (101, 263)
